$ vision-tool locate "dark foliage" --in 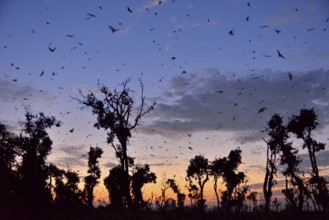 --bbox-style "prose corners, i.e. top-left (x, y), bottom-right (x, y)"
top-left (263, 114), bottom-right (284, 213)
top-left (131, 164), bottom-right (157, 209)
top-left (288, 108), bottom-right (329, 210)
top-left (187, 155), bottom-right (210, 212)
top-left (263, 109), bottom-right (329, 213)
top-left (220, 148), bottom-right (247, 213)
top-left (104, 165), bottom-right (127, 210)
top-left (16, 111), bottom-right (61, 216)
top-left (0, 123), bottom-right (20, 214)
top-left (84, 146), bottom-right (103, 207)
top-left (210, 156), bottom-right (226, 211)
